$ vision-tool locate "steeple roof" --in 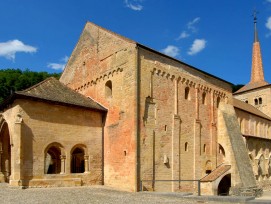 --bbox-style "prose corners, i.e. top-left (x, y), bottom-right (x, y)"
top-left (234, 14), bottom-right (269, 94)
